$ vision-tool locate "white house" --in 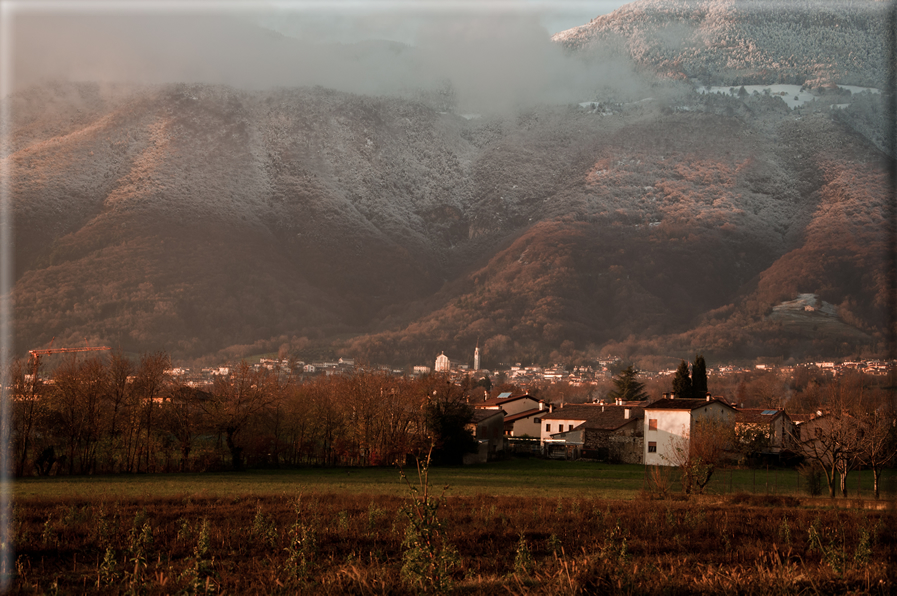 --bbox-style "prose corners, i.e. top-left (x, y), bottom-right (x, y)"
top-left (643, 397), bottom-right (737, 466)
